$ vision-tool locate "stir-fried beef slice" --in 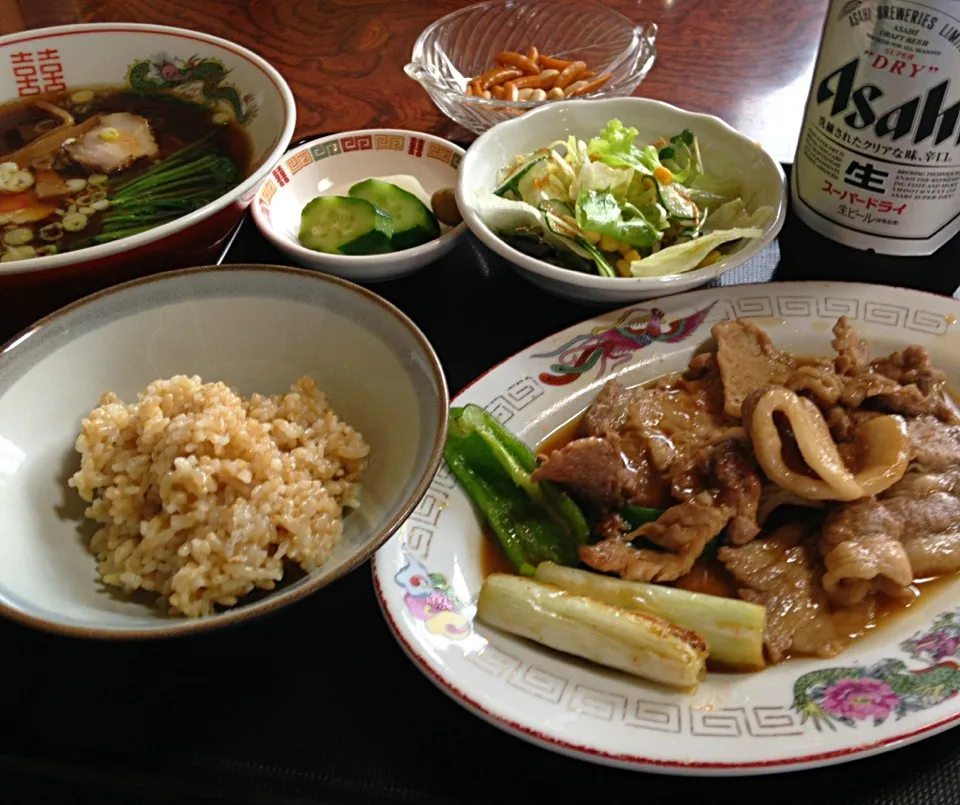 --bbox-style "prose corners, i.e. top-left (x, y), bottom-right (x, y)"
top-left (783, 318), bottom-right (956, 422)
top-left (819, 480), bottom-right (960, 606)
top-left (903, 415), bottom-right (960, 471)
top-left (824, 406), bottom-right (883, 442)
top-left (878, 470), bottom-right (960, 577)
top-left (709, 440), bottom-right (762, 545)
top-left (540, 369), bottom-right (738, 511)
top-left (713, 319), bottom-right (797, 418)
top-left (578, 439), bottom-right (762, 581)
top-left (580, 380), bottom-right (637, 437)
top-left (580, 496), bottom-right (732, 583)
top-left (532, 434), bottom-right (640, 510)
top-left (872, 344), bottom-right (946, 392)
top-left (535, 380), bottom-right (669, 509)
top-left (874, 383), bottom-right (960, 423)
top-left (831, 316), bottom-right (870, 376)
top-left (819, 412), bottom-right (960, 606)
top-left (819, 498), bottom-right (914, 606)
top-left (720, 523), bottom-right (874, 662)
top-left (868, 344), bottom-right (958, 422)
top-left (628, 375), bottom-right (742, 499)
